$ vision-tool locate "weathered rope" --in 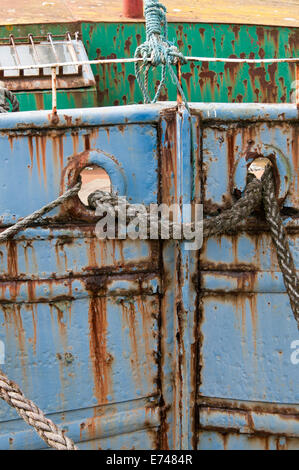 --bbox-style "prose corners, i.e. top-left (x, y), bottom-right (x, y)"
top-left (134, 0), bottom-right (188, 105)
top-left (202, 176), bottom-right (263, 238)
top-left (134, 0), bottom-right (195, 201)
top-left (0, 88), bottom-right (19, 113)
top-left (89, 166), bottom-right (299, 328)
top-left (262, 165), bottom-right (299, 328)
top-left (0, 369), bottom-right (77, 450)
top-left (88, 175), bottom-right (263, 239)
top-left (0, 182), bottom-right (81, 243)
